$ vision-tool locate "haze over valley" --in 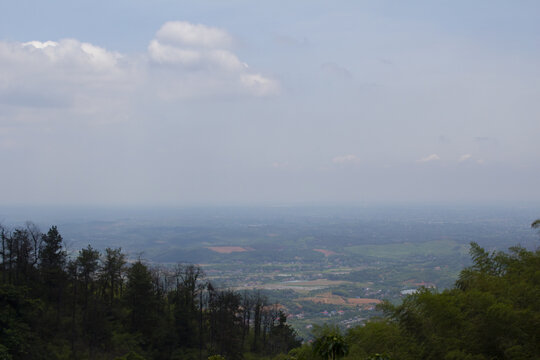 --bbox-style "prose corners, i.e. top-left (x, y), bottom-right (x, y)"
top-left (2, 204), bottom-right (538, 339)
top-left (2, 1), bottom-right (540, 359)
